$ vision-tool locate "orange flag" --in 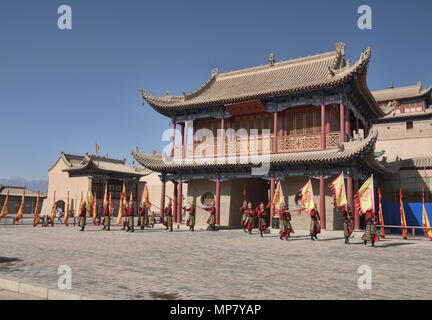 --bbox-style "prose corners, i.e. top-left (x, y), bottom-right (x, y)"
top-left (15, 189), bottom-right (25, 224)
top-left (377, 188), bottom-right (385, 239)
top-left (108, 192), bottom-right (112, 217)
top-left (92, 192), bottom-right (97, 226)
top-left (400, 189), bottom-right (408, 240)
top-left (103, 182), bottom-right (108, 212)
top-left (77, 192), bottom-right (83, 219)
top-left (328, 172), bottom-right (347, 208)
top-left (141, 184), bottom-right (151, 210)
top-left (33, 191), bottom-right (40, 227)
top-left (0, 190), bottom-right (9, 221)
top-left (50, 191), bottom-right (56, 226)
top-left (116, 182), bottom-right (126, 226)
top-left (298, 180), bottom-right (315, 213)
top-left (354, 175), bottom-right (375, 215)
top-left (64, 191), bottom-right (70, 227)
top-left (422, 188), bottom-right (432, 240)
